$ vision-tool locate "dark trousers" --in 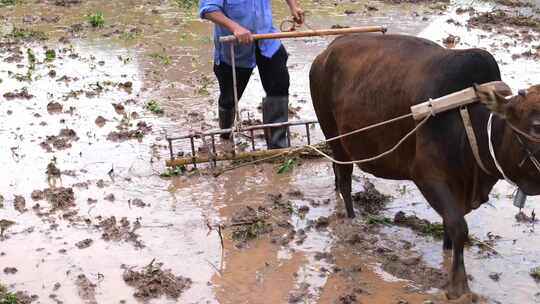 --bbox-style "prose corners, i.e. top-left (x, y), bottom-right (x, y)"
top-left (213, 45), bottom-right (290, 111)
